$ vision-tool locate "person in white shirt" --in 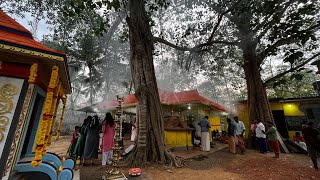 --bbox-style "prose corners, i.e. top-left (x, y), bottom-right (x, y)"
top-left (234, 116), bottom-right (246, 154)
top-left (255, 119), bottom-right (268, 153)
